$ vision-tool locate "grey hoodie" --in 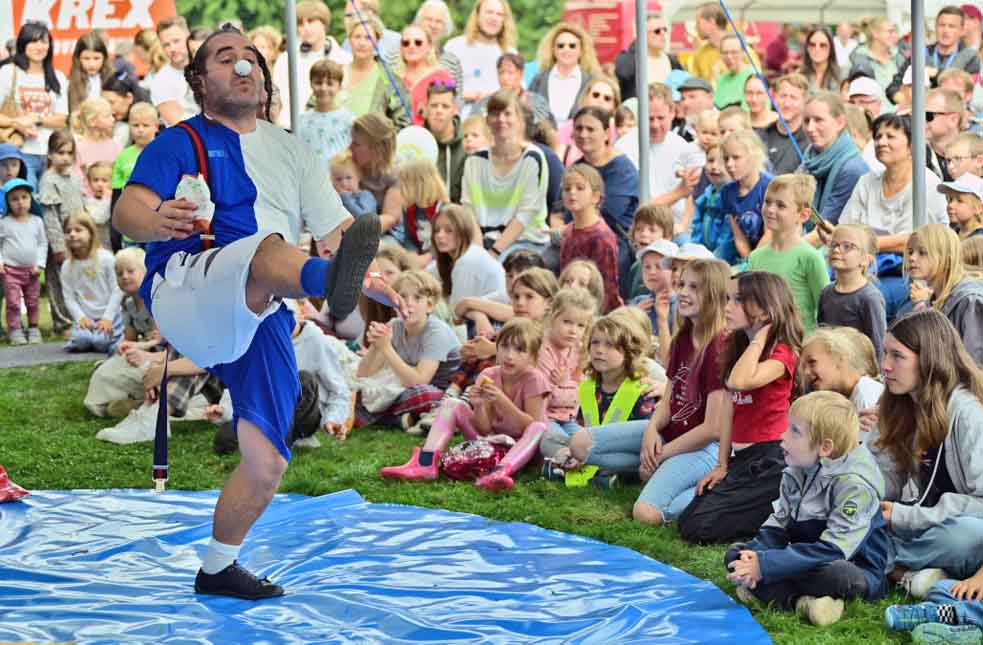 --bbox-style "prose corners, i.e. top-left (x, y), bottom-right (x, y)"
top-left (868, 386), bottom-right (983, 539)
top-left (942, 278), bottom-right (983, 367)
